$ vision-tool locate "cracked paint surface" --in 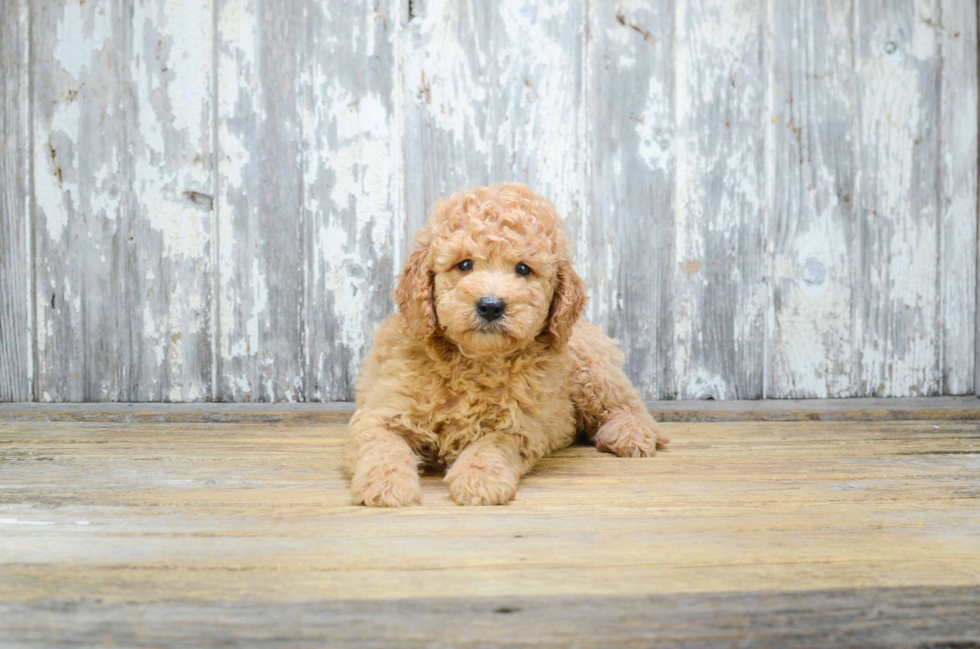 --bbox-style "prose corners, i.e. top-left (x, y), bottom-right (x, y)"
top-left (3, 0), bottom-right (977, 402)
